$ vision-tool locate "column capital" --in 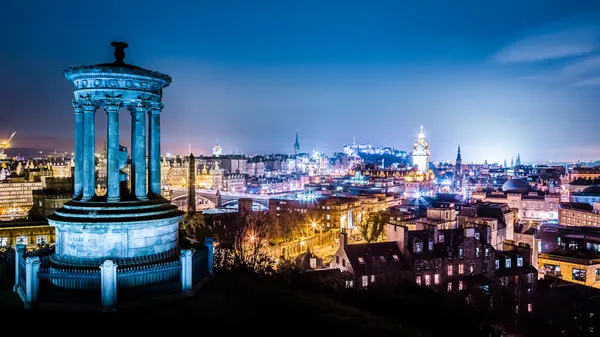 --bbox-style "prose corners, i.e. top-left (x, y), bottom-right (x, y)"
top-left (80, 98), bottom-right (100, 112)
top-left (72, 100), bottom-right (83, 113)
top-left (149, 102), bottom-right (164, 115)
top-left (127, 100), bottom-right (152, 113)
top-left (104, 98), bottom-right (122, 112)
